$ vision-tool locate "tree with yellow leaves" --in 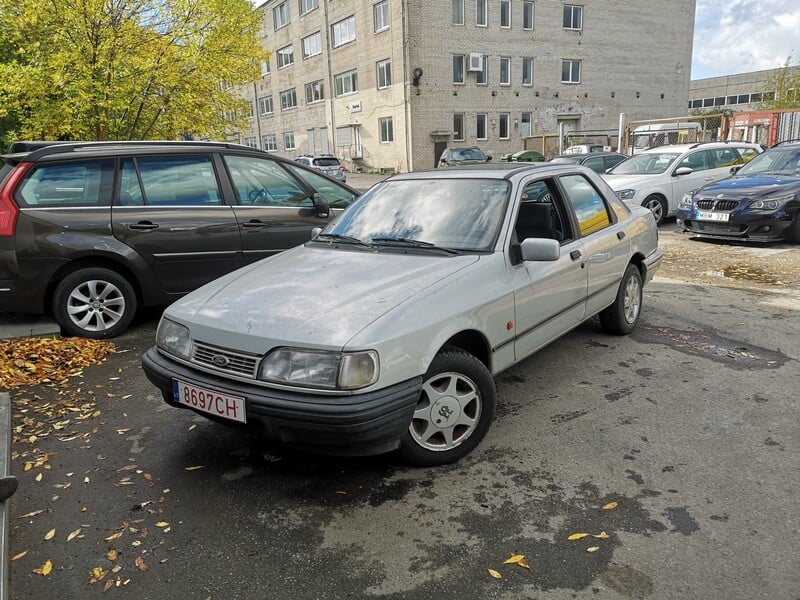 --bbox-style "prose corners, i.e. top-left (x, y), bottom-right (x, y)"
top-left (0, 0), bottom-right (268, 146)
